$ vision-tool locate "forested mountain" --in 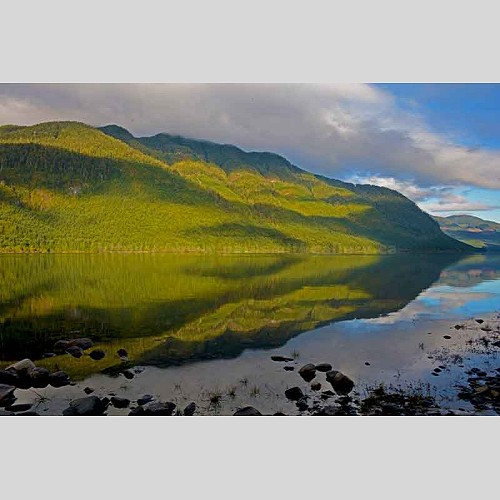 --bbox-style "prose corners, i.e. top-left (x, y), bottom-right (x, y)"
top-left (434, 214), bottom-right (500, 251)
top-left (0, 121), bottom-right (470, 254)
